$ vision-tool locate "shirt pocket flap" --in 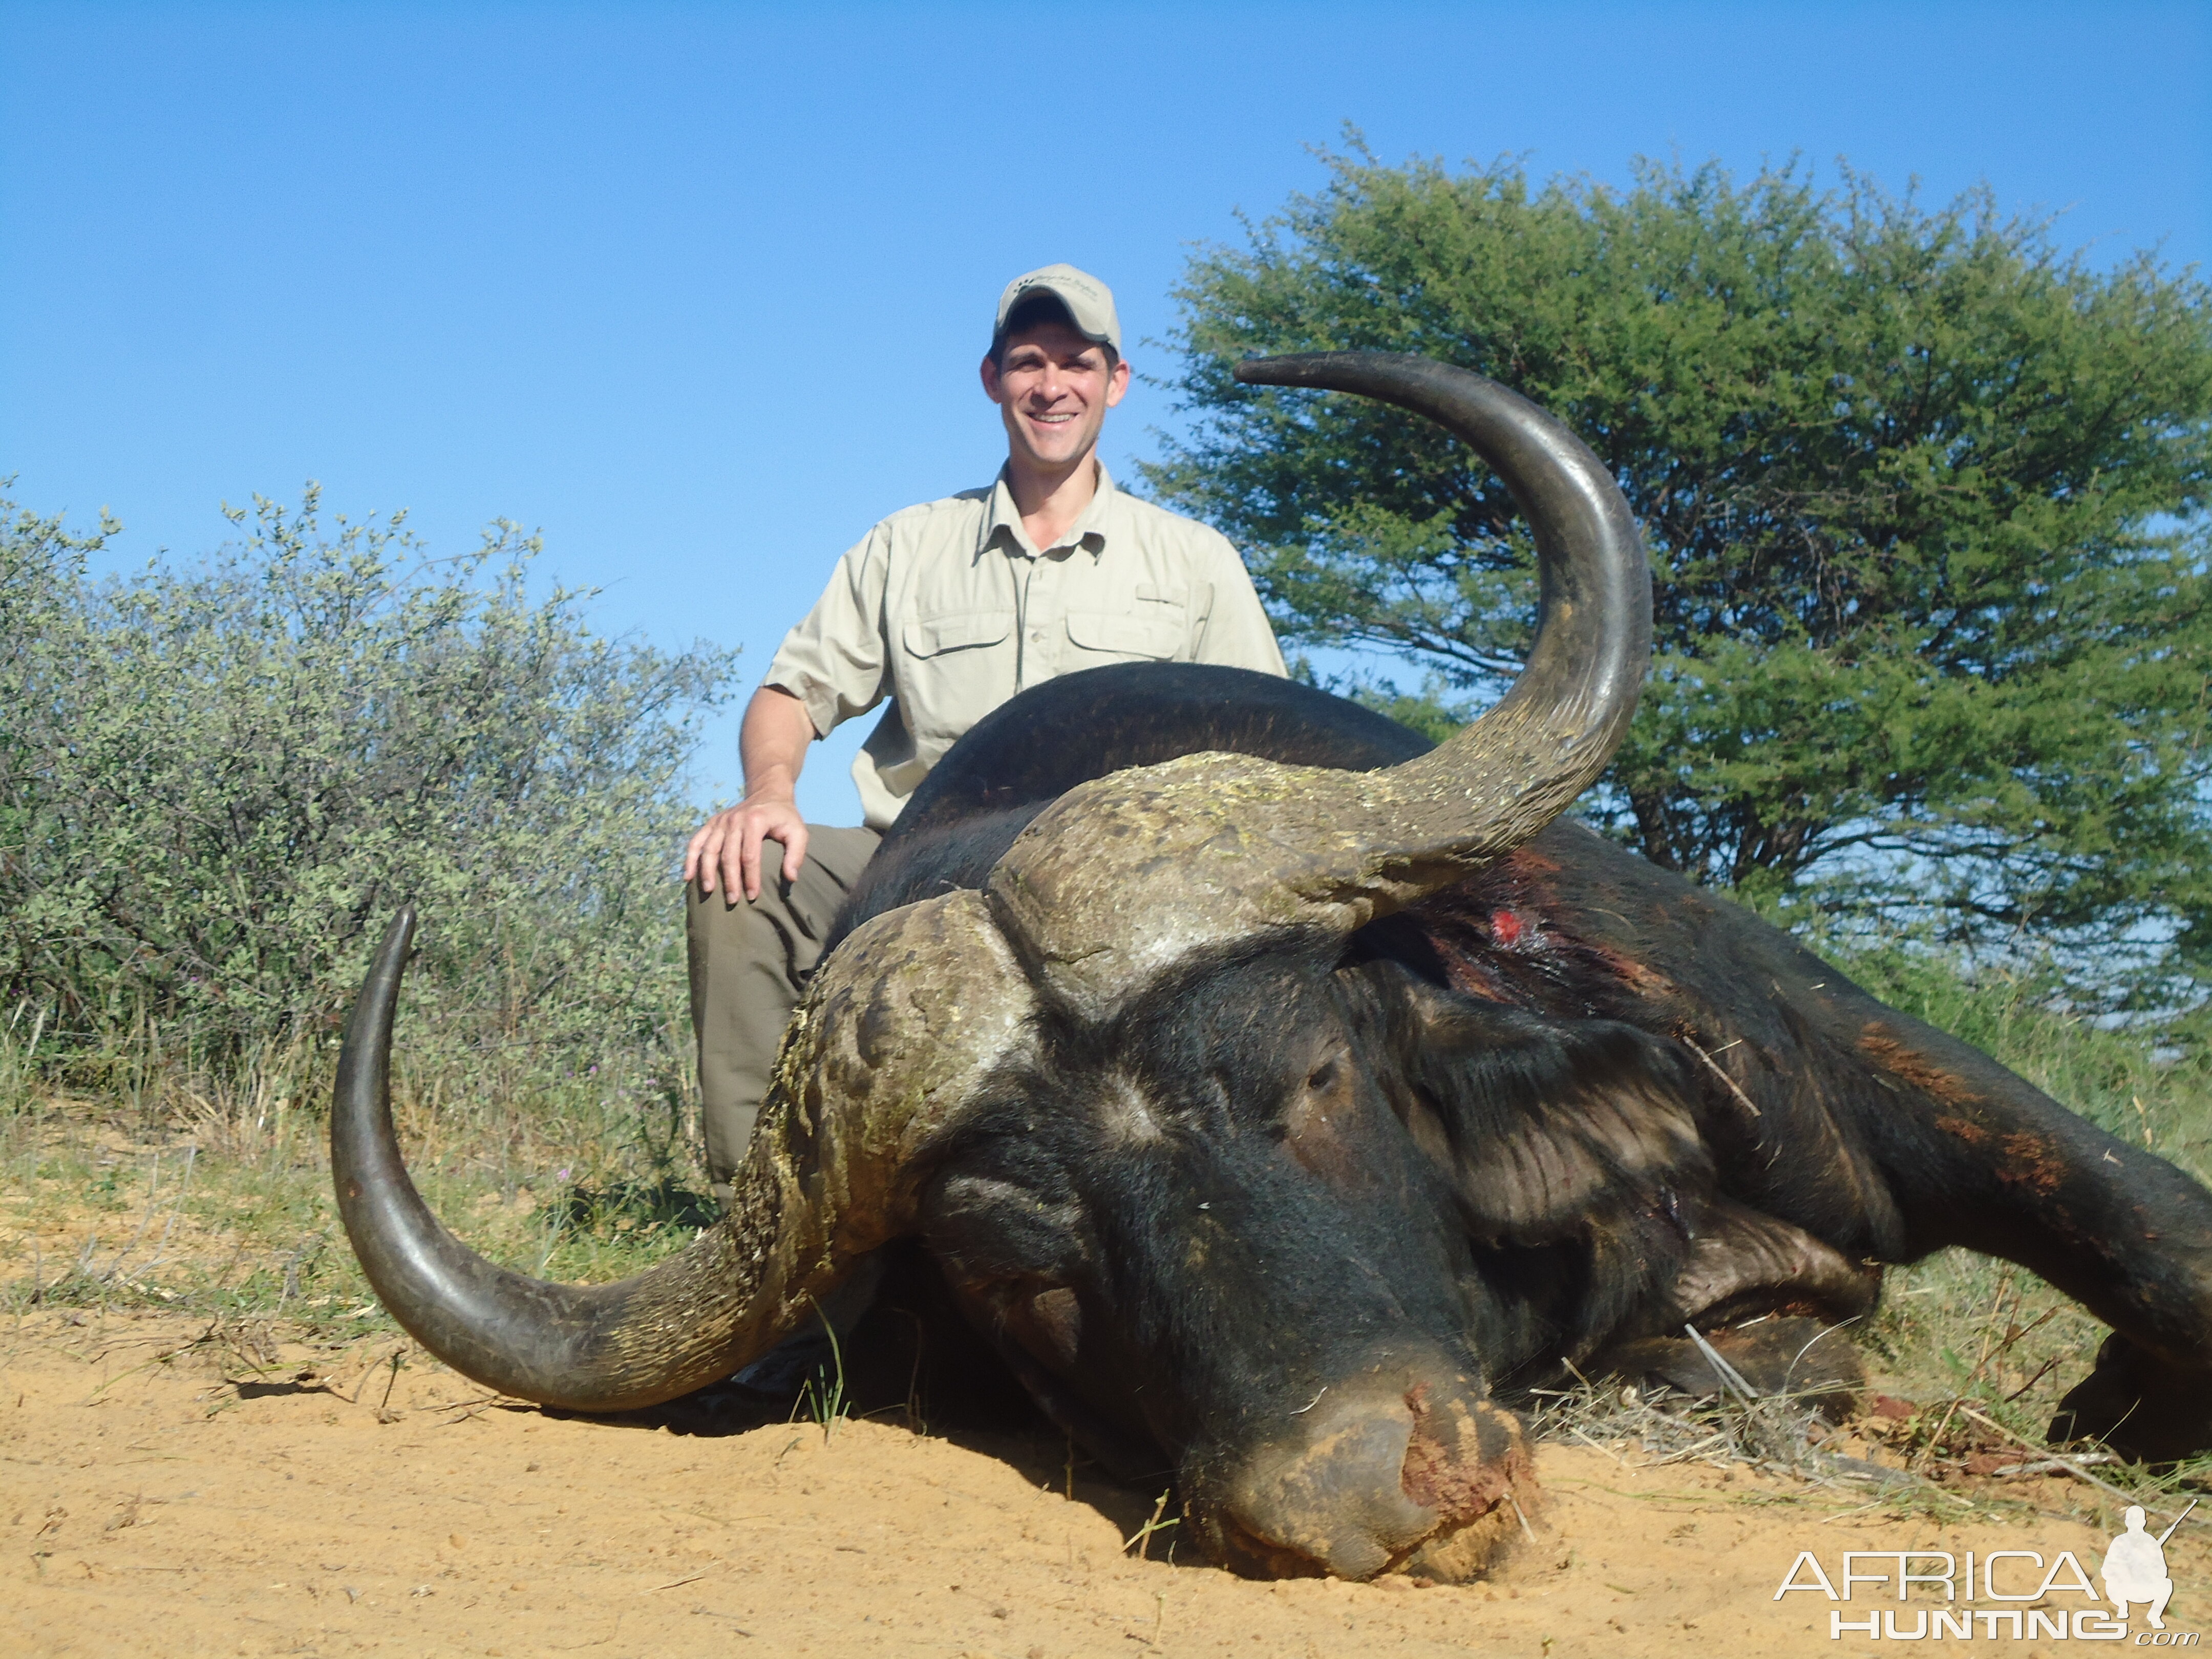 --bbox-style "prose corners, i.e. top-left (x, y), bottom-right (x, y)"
top-left (902, 609), bottom-right (1014, 657)
top-left (1066, 610), bottom-right (1181, 658)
